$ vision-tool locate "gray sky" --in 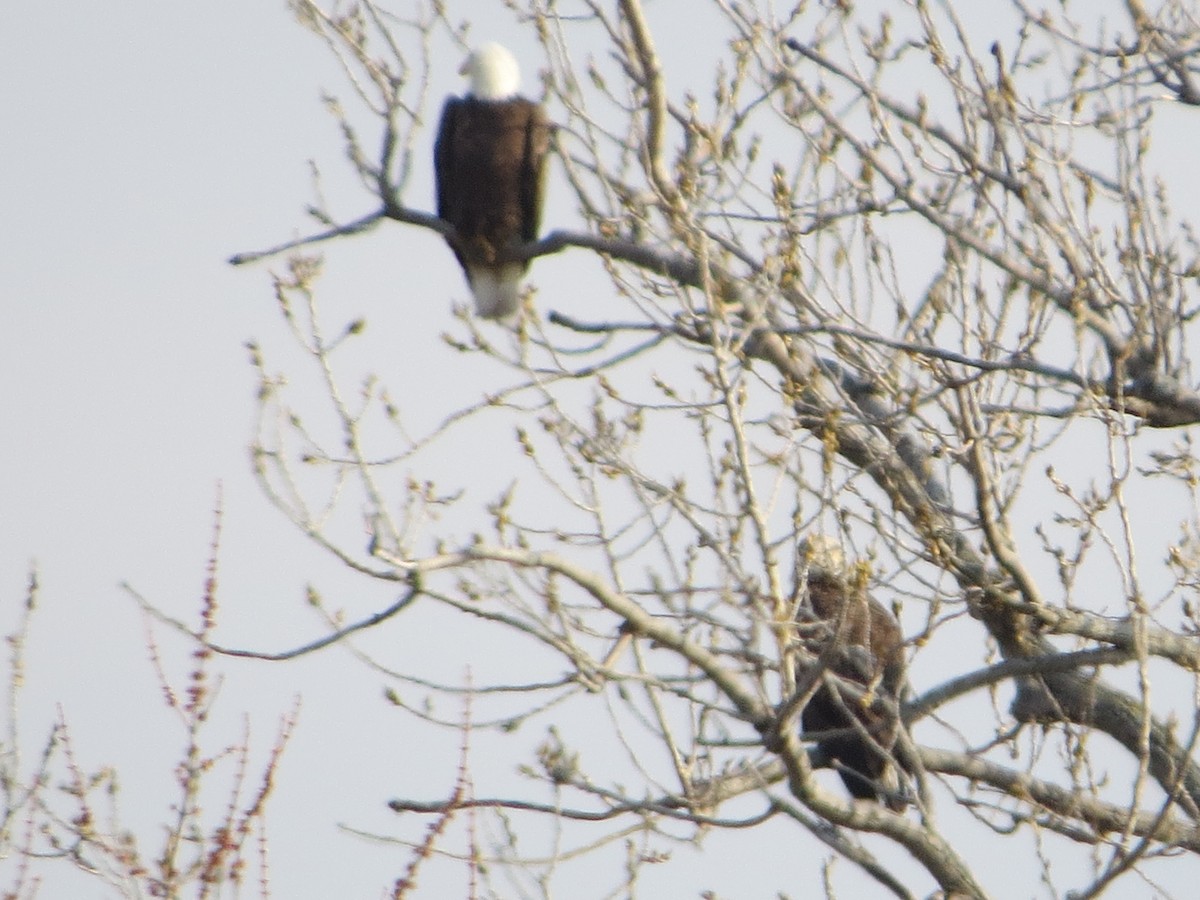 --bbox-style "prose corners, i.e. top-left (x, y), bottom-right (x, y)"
top-left (4, 3), bottom-right (1199, 898)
